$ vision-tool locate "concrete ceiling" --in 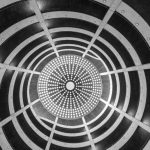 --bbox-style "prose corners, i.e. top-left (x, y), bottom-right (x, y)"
top-left (0, 0), bottom-right (150, 150)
